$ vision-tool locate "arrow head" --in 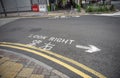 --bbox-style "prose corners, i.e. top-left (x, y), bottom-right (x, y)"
top-left (86, 45), bottom-right (101, 53)
top-left (76, 45), bottom-right (101, 53)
